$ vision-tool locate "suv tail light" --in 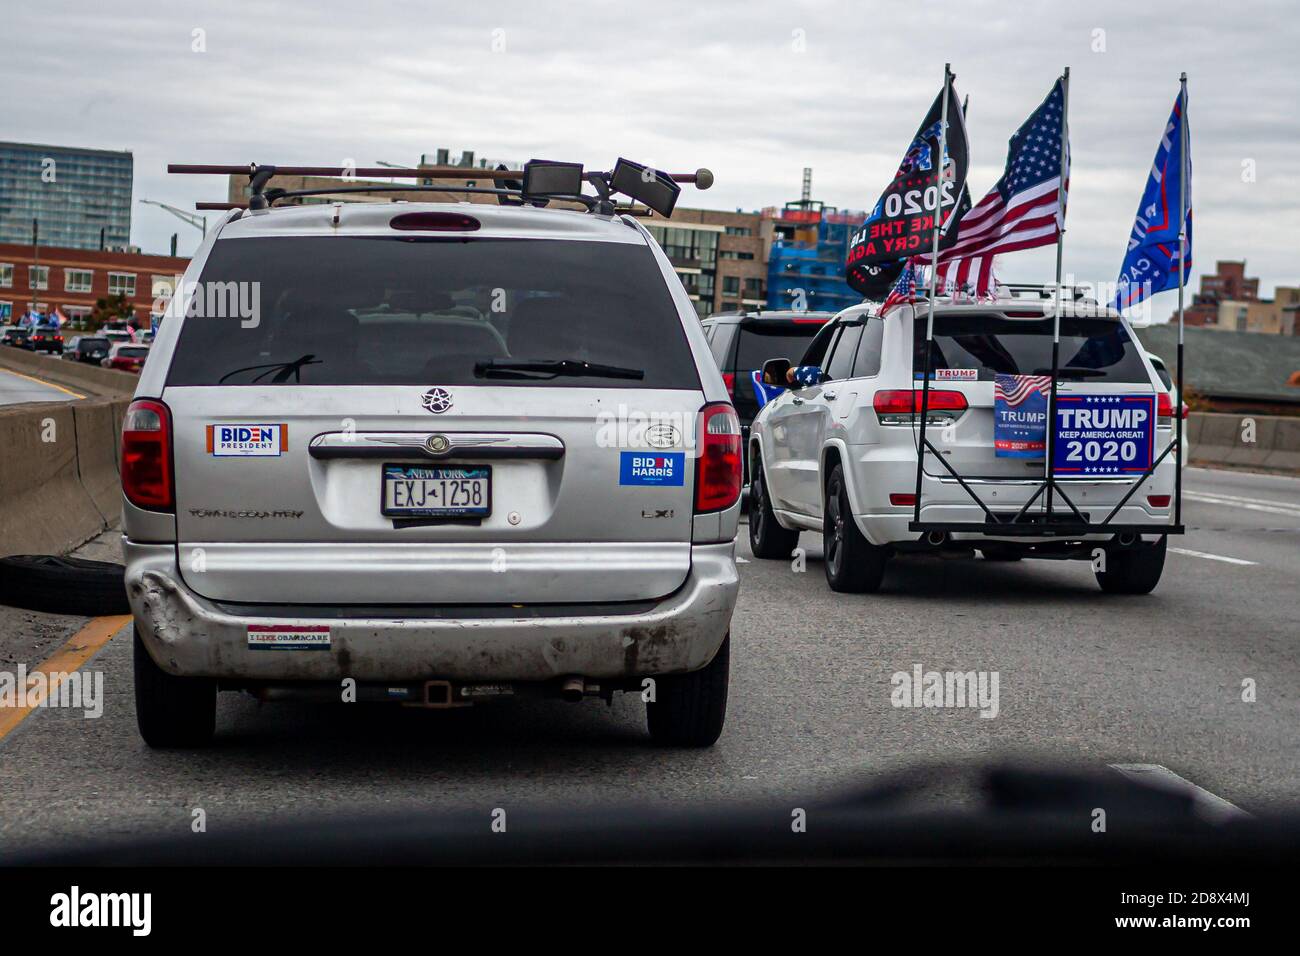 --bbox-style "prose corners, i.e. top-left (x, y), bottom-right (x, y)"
top-left (695, 403), bottom-right (742, 513)
top-left (1156, 392), bottom-right (1189, 420)
top-left (121, 399), bottom-right (174, 510)
top-left (873, 389), bottom-right (968, 426)
top-left (721, 372), bottom-right (736, 399)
